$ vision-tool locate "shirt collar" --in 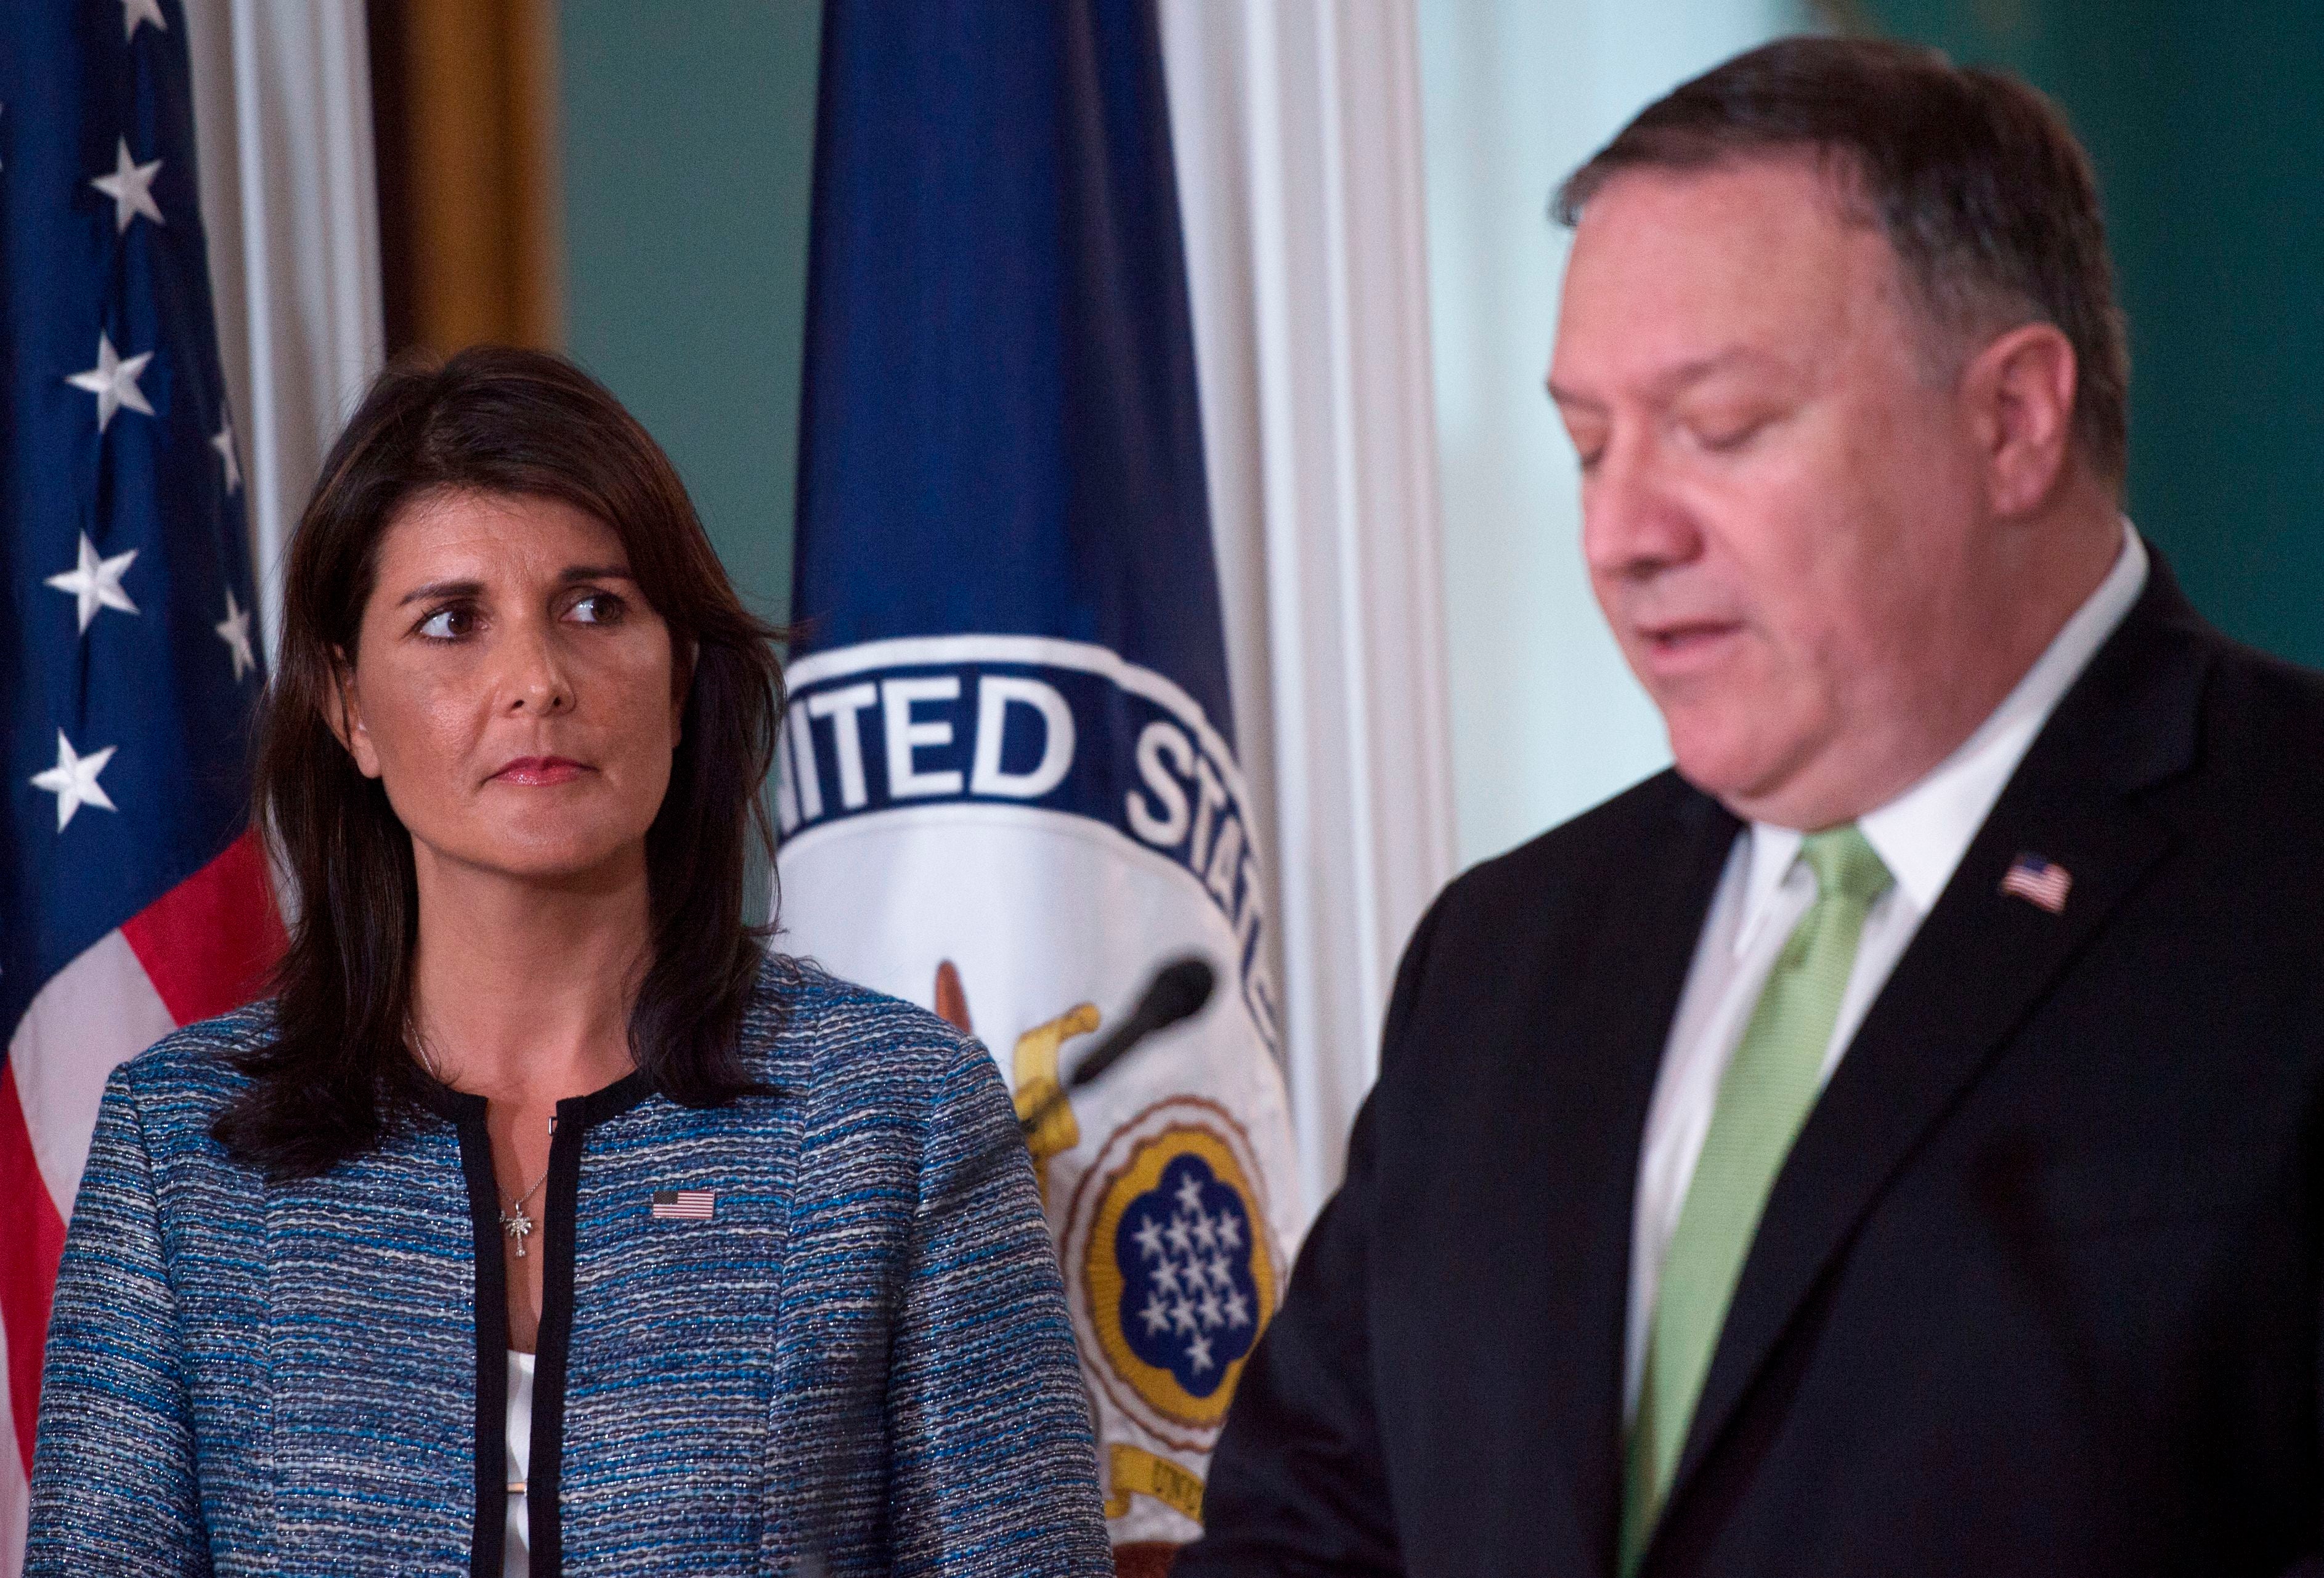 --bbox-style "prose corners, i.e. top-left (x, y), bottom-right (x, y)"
top-left (1735, 520), bottom-right (2148, 955)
